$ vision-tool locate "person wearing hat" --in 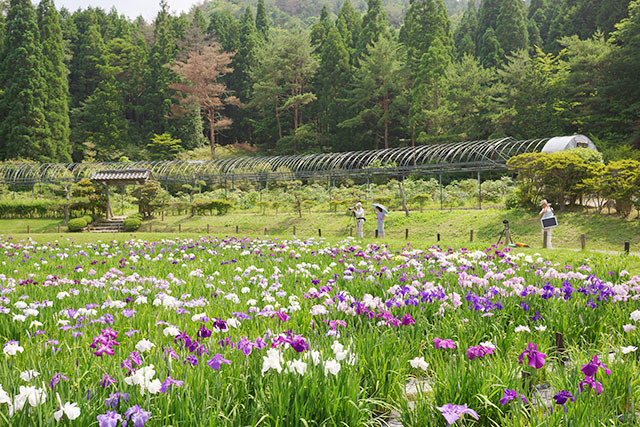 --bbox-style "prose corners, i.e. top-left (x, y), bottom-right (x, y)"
top-left (539, 199), bottom-right (554, 249)
top-left (354, 202), bottom-right (365, 238)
